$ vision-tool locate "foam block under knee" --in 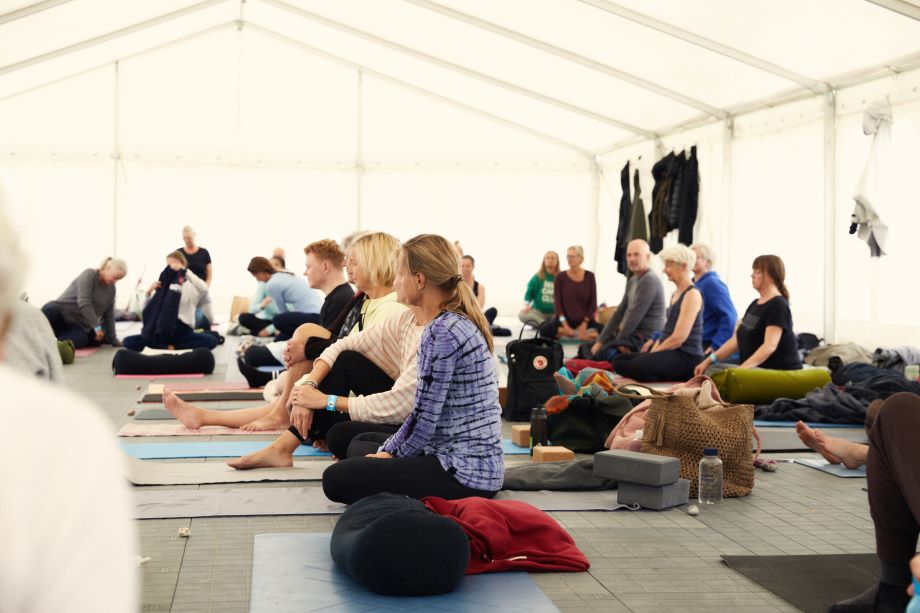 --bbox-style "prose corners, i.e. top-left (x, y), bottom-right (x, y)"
top-left (593, 449), bottom-right (680, 486)
top-left (331, 492), bottom-right (469, 595)
top-left (617, 479), bottom-right (690, 510)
